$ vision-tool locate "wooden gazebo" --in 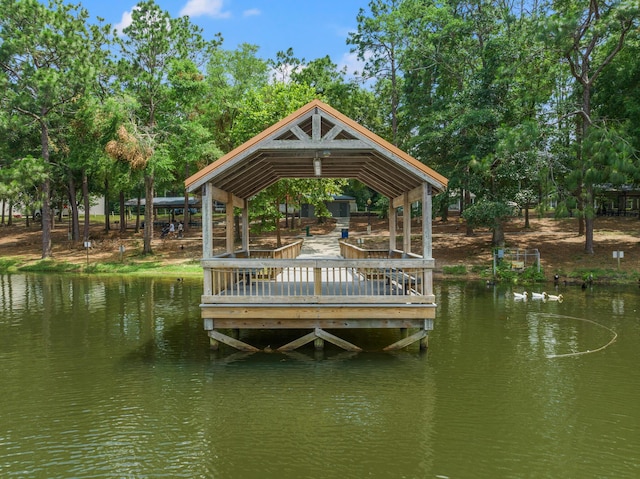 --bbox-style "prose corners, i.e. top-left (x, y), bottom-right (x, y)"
top-left (185, 100), bottom-right (448, 353)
